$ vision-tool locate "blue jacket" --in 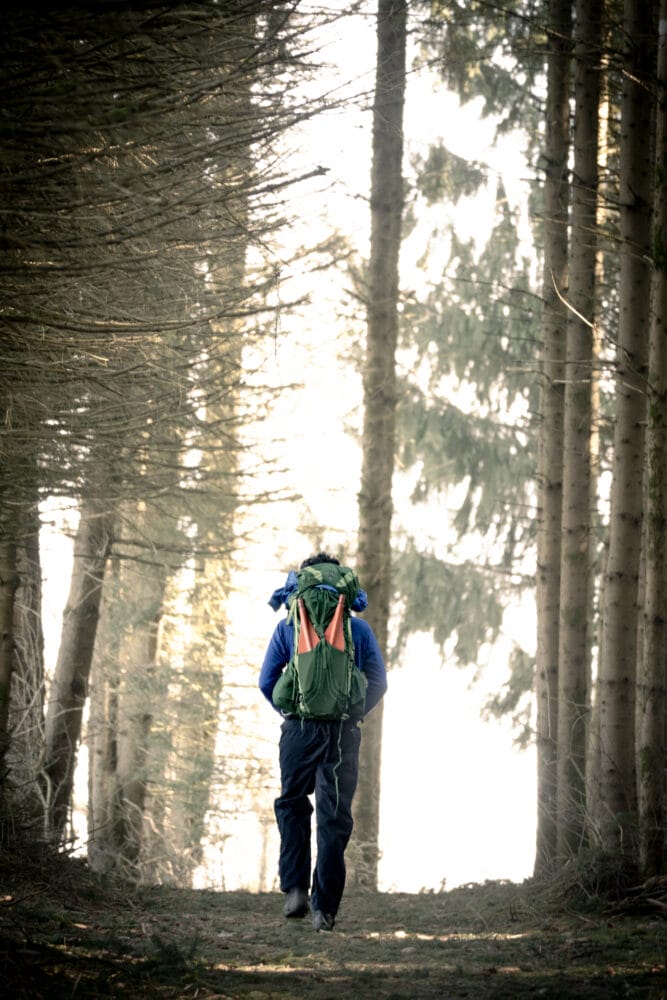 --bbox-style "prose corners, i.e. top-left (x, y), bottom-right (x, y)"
top-left (259, 615), bottom-right (387, 718)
